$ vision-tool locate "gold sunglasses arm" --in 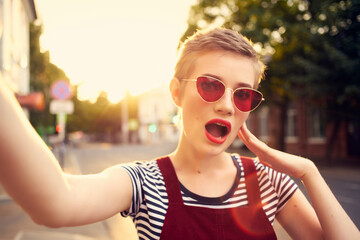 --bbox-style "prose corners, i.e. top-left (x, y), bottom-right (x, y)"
top-left (181, 79), bottom-right (197, 82)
